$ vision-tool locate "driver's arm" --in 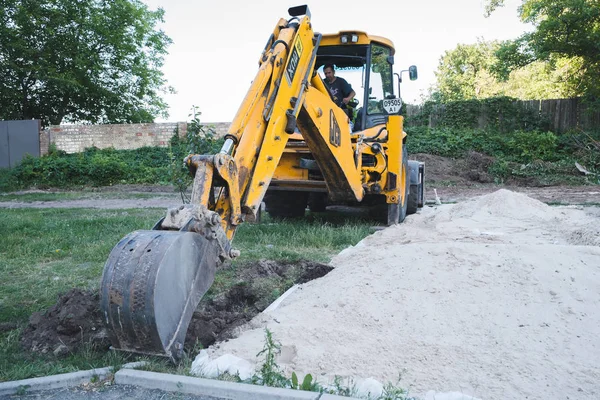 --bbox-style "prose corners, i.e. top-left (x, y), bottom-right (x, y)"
top-left (343, 90), bottom-right (356, 105)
